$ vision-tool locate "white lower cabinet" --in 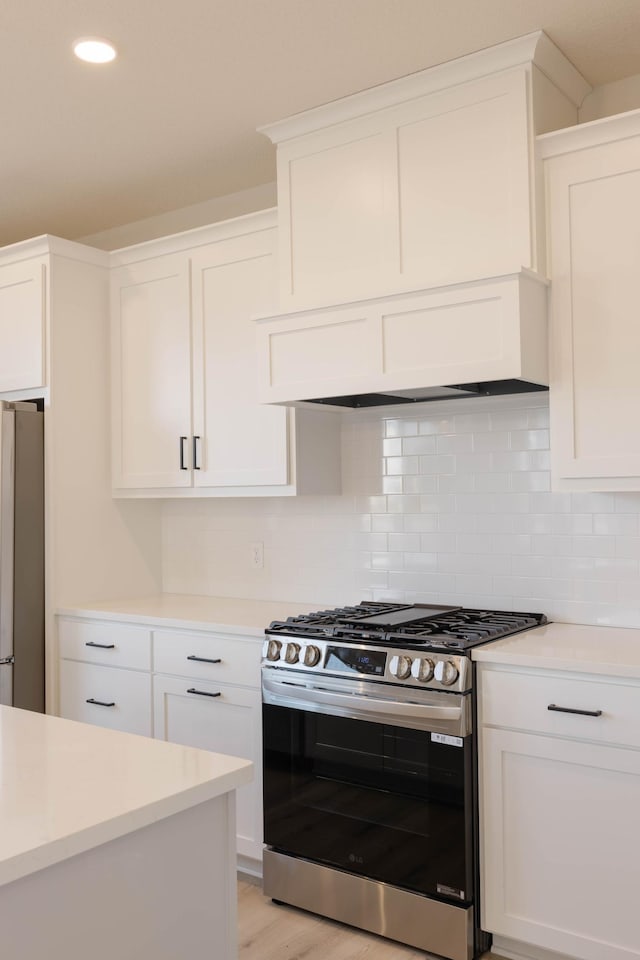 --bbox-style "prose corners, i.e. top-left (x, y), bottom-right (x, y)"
top-left (58, 660), bottom-right (152, 736)
top-left (57, 615), bottom-right (264, 867)
top-left (153, 675), bottom-right (262, 862)
top-left (480, 665), bottom-right (640, 960)
top-left (57, 619), bottom-right (153, 736)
